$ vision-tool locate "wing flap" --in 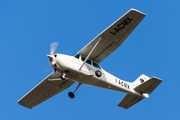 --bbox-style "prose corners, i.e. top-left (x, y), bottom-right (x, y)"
top-left (118, 94), bottom-right (144, 109)
top-left (78, 9), bottom-right (146, 63)
top-left (18, 72), bottom-right (75, 109)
